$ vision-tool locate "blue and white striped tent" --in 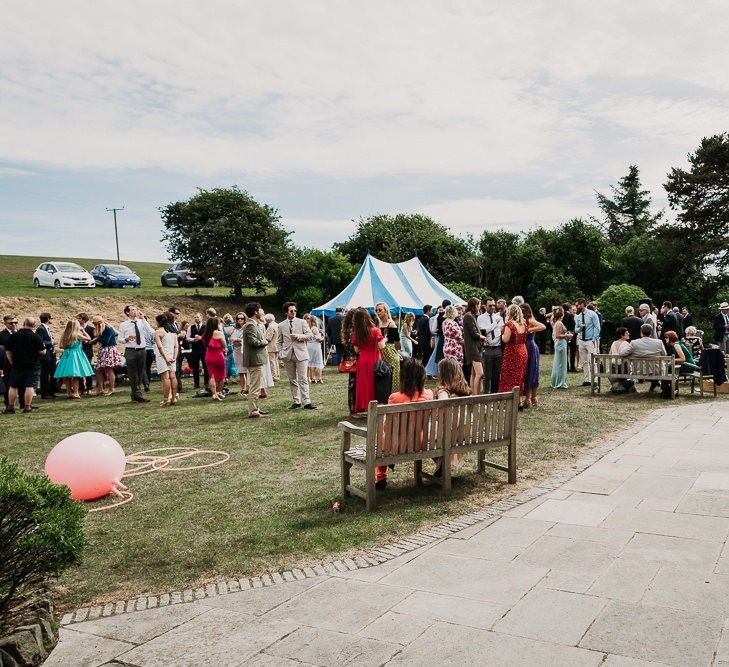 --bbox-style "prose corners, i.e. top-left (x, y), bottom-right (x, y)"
top-left (311, 254), bottom-right (465, 317)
